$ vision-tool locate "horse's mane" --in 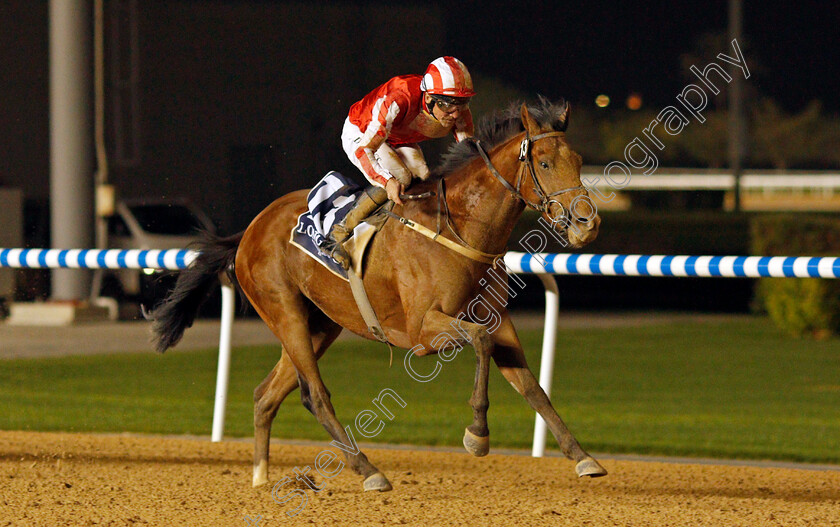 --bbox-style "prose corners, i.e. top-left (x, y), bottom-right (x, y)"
top-left (433, 96), bottom-right (569, 178)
